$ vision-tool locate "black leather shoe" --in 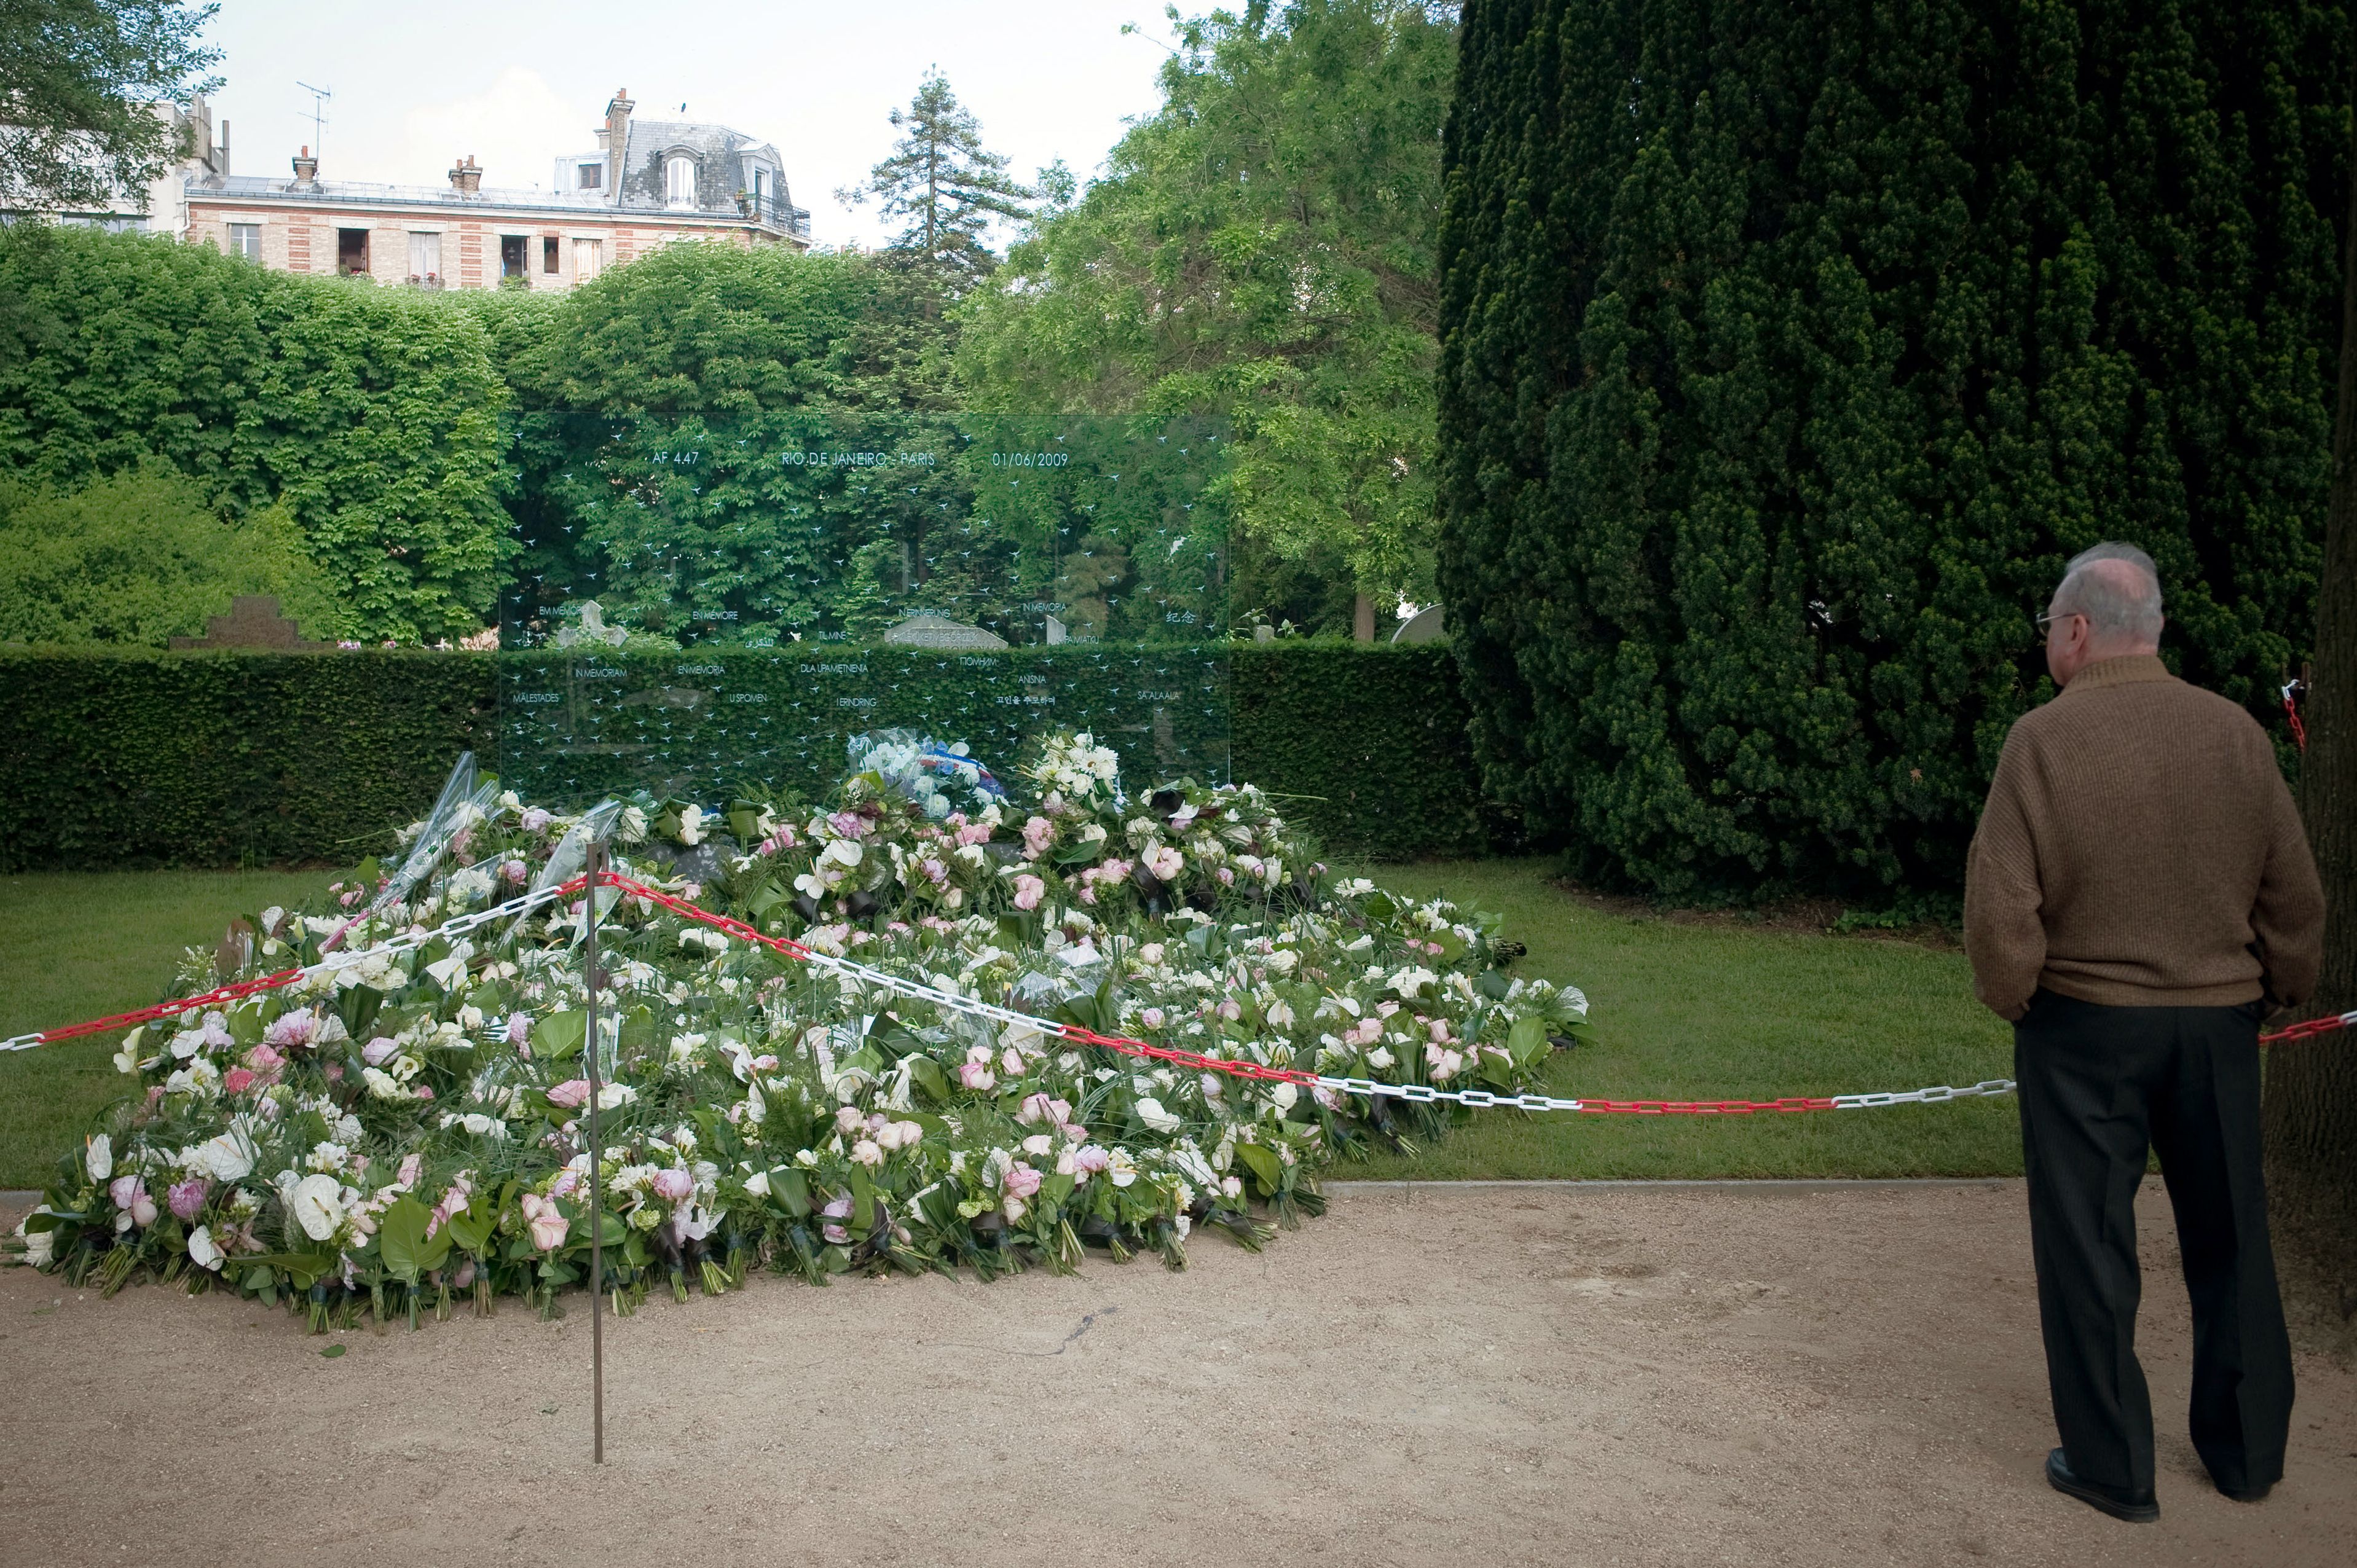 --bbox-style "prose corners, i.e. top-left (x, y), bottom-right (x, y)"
top-left (2046, 1449), bottom-right (2158, 1523)
top-left (2216, 1477), bottom-right (2274, 1503)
